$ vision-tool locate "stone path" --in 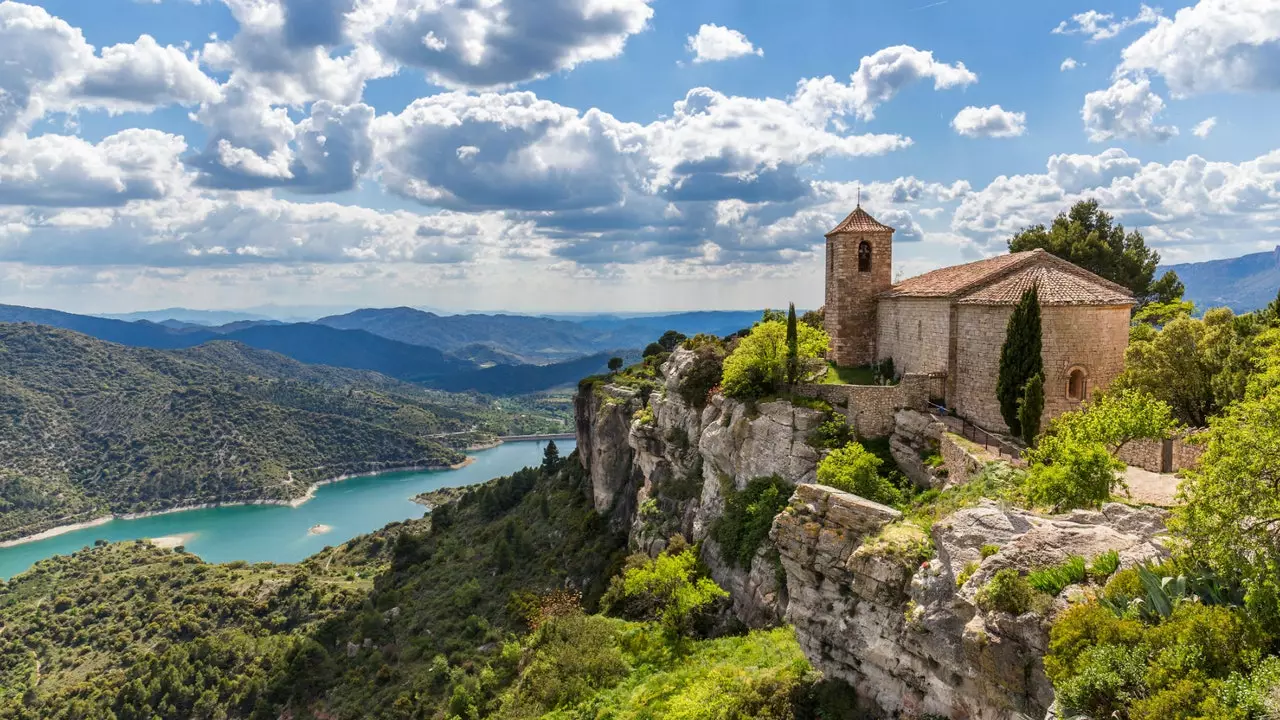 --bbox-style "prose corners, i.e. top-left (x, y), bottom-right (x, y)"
top-left (1121, 466), bottom-right (1182, 507)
